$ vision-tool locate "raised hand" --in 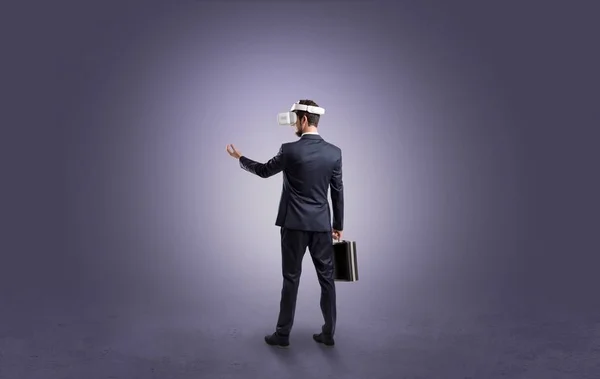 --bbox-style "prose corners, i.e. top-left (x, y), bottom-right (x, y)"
top-left (226, 144), bottom-right (242, 159)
